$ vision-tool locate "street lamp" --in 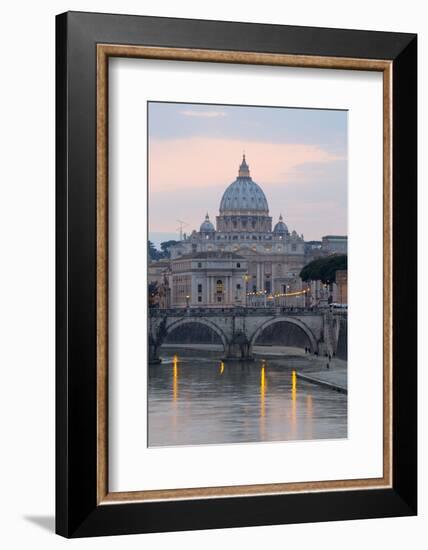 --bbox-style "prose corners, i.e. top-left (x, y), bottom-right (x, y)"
top-left (185, 295), bottom-right (190, 308)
